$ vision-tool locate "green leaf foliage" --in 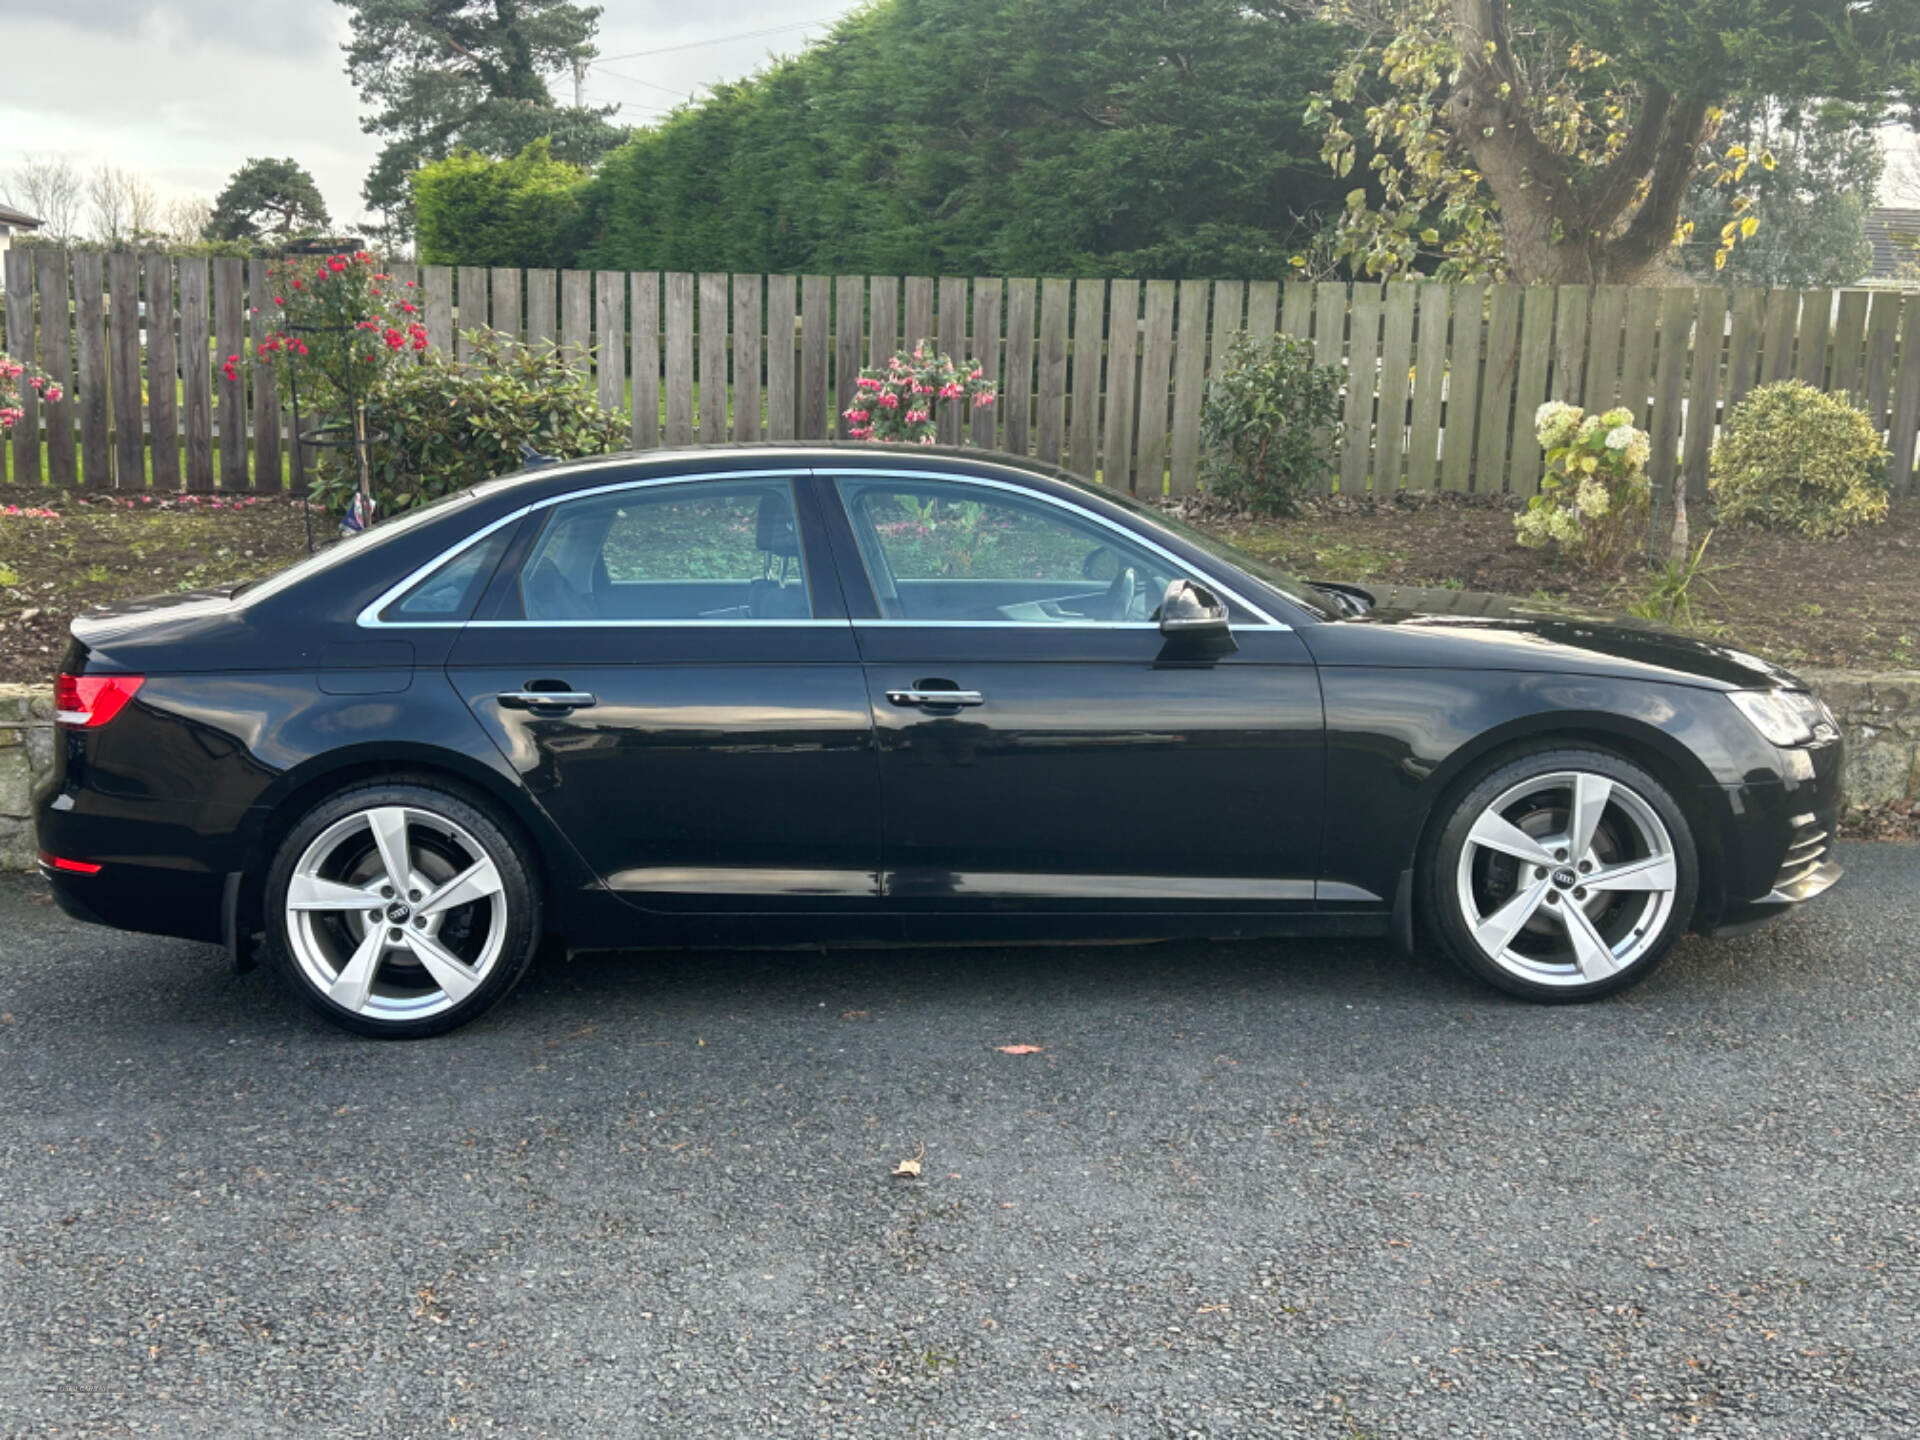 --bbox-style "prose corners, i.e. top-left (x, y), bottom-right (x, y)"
top-left (1526, 0), bottom-right (1920, 112)
top-left (338, 0), bottom-right (625, 226)
top-left (316, 329), bottom-right (630, 515)
top-left (1710, 380), bottom-right (1890, 539)
top-left (1198, 334), bottom-right (1343, 514)
top-left (1679, 104), bottom-right (1880, 288)
top-left (567, 0), bottom-right (1348, 278)
top-left (206, 157), bottom-right (330, 243)
top-left (414, 140), bottom-right (589, 268)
